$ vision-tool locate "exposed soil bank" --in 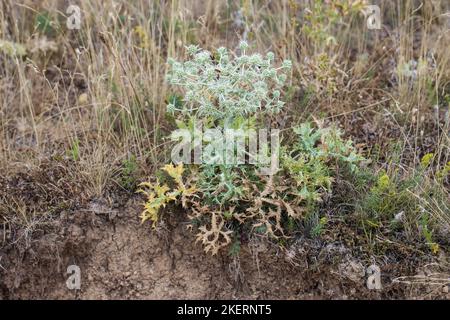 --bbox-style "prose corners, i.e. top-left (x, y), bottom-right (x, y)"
top-left (0, 198), bottom-right (448, 300)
